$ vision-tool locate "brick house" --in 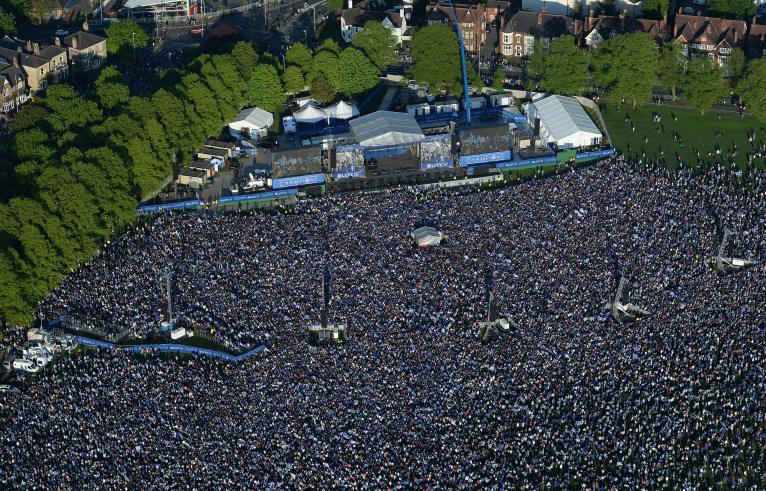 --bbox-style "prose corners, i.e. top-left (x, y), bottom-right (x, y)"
top-left (673, 11), bottom-right (746, 69)
top-left (500, 11), bottom-right (577, 58)
top-left (425, 2), bottom-right (486, 53)
top-left (747, 18), bottom-right (766, 58)
top-left (340, 0), bottom-right (410, 44)
top-left (581, 12), bottom-right (666, 51)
